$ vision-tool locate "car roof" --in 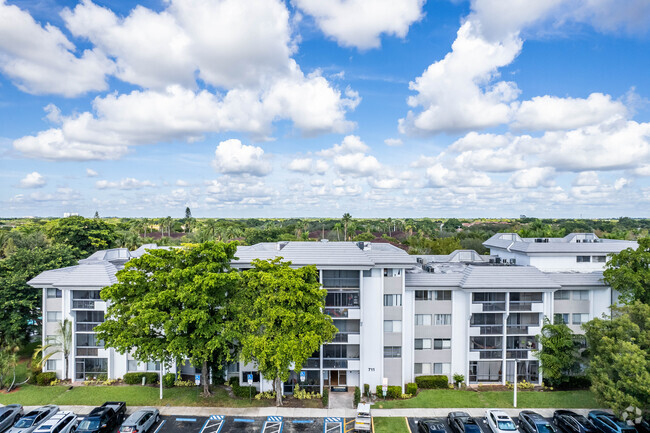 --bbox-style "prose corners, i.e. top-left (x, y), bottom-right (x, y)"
top-left (34, 412), bottom-right (76, 430)
top-left (523, 412), bottom-right (547, 421)
top-left (124, 409), bottom-right (156, 423)
top-left (490, 410), bottom-right (511, 419)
